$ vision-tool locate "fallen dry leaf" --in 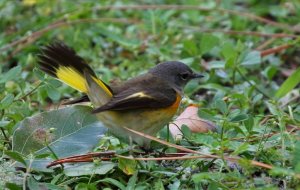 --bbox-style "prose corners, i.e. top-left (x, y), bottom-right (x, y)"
top-left (170, 105), bottom-right (217, 140)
